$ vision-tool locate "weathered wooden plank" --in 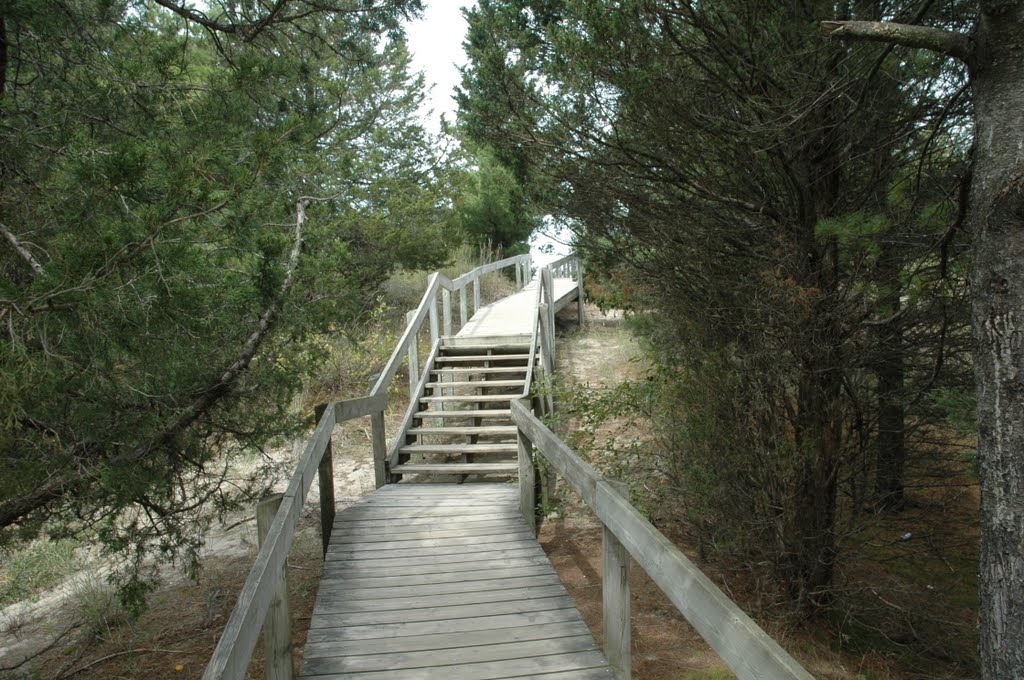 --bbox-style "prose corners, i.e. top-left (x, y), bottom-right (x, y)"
top-left (389, 463), bottom-right (519, 475)
top-left (425, 379), bottom-right (525, 388)
top-left (326, 540), bottom-right (539, 561)
top-left (321, 547), bottom-right (542, 570)
top-left (347, 493), bottom-right (516, 505)
top-left (326, 531), bottom-right (535, 552)
top-left (430, 366), bottom-right (527, 374)
top-left (419, 394), bottom-right (517, 403)
top-left (317, 565), bottom-right (554, 590)
top-left (317, 574), bottom-right (562, 600)
top-left (301, 635), bottom-right (598, 675)
top-left (406, 425), bottom-right (518, 436)
top-left (299, 650), bottom-right (609, 680)
top-left (413, 408), bottom-right (513, 419)
top-left (330, 515), bottom-right (520, 528)
top-left (504, 670), bottom-right (617, 680)
top-left (309, 595), bottom-right (577, 627)
top-left (306, 616), bottom-right (589, 649)
top-left (333, 511), bottom-right (518, 526)
top-left (433, 354), bottom-right (531, 362)
top-left (369, 484), bottom-right (515, 494)
top-left (322, 556), bottom-right (553, 580)
top-left (305, 623), bottom-right (593, 661)
top-left (397, 443), bottom-right (518, 454)
top-left (329, 524), bottom-right (528, 544)
top-left (328, 507), bottom-right (521, 521)
top-left (309, 584), bottom-right (573, 616)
